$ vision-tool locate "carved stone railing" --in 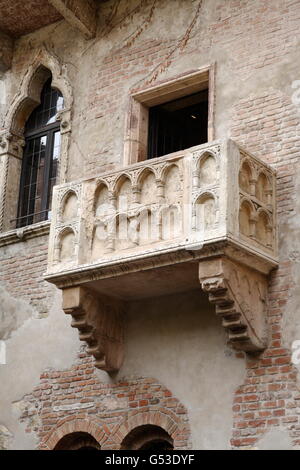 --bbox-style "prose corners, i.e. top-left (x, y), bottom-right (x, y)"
top-left (45, 139), bottom-right (278, 371)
